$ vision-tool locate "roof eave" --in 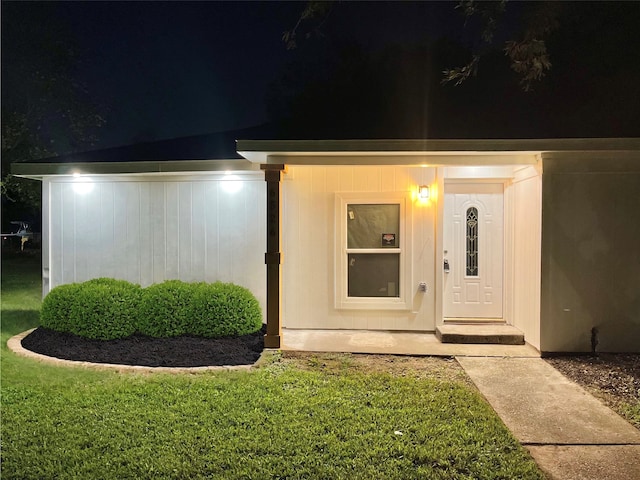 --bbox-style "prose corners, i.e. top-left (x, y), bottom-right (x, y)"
top-left (11, 159), bottom-right (259, 179)
top-left (237, 138), bottom-right (640, 164)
